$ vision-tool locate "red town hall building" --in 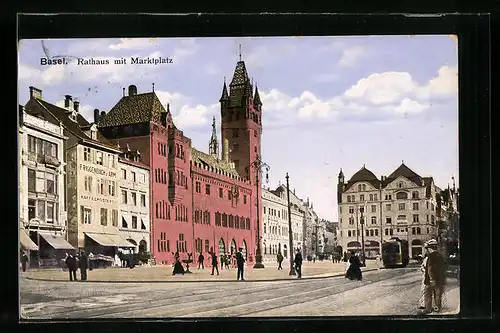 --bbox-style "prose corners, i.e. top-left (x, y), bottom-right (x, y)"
top-left (97, 60), bottom-right (263, 264)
